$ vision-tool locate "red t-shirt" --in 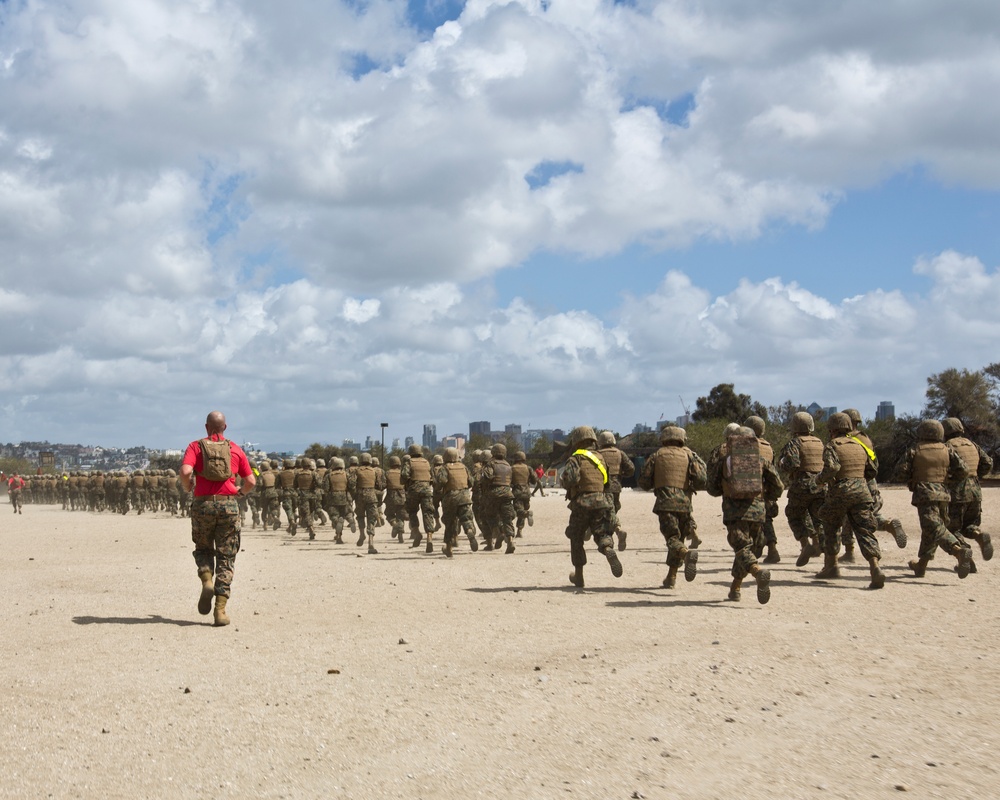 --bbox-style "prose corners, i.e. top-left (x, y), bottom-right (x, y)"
top-left (8, 476), bottom-right (24, 490)
top-left (182, 434), bottom-right (252, 497)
